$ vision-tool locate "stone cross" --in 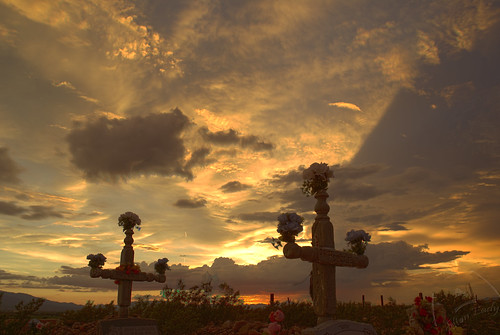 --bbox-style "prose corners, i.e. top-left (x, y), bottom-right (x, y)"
top-left (89, 227), bottom-right (166, 318)
top-left (283, 189), bottom-right (369, 325)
